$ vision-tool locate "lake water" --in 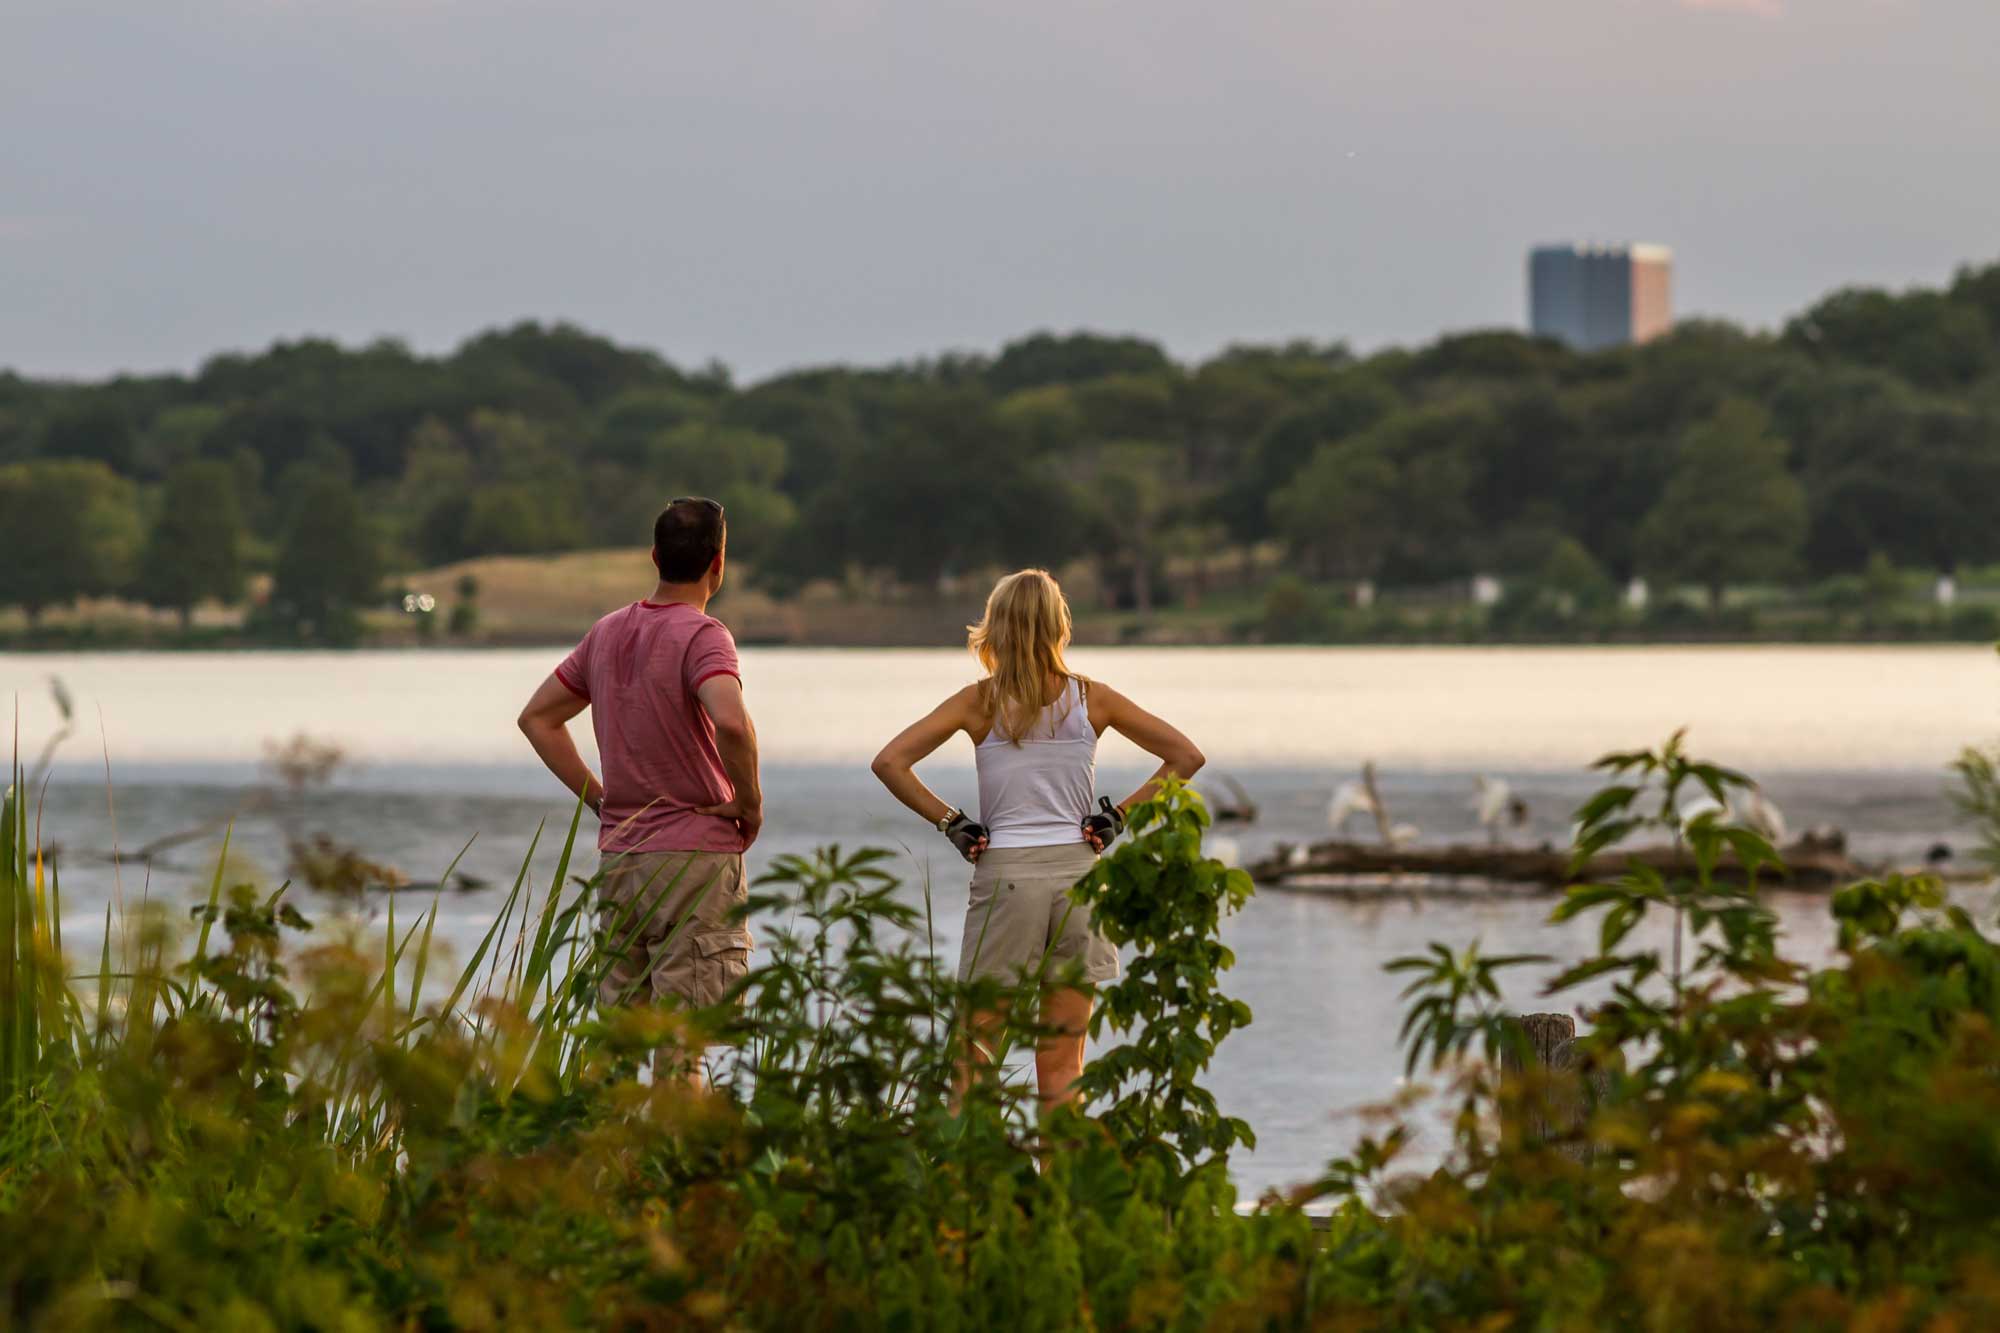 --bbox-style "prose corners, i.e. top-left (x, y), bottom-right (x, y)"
top-left (7, 644), bottom-right (1999, 1195)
